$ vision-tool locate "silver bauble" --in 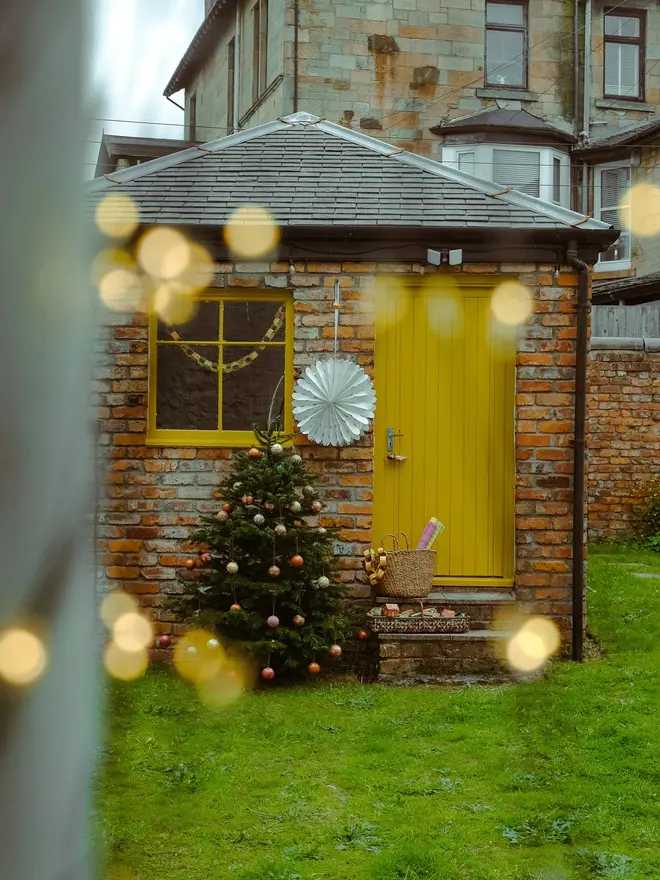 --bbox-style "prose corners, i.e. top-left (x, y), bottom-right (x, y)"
top-left (253, 513), bottom-right (265, 525)
top-left (317, 575), bottom-right (330, 589)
